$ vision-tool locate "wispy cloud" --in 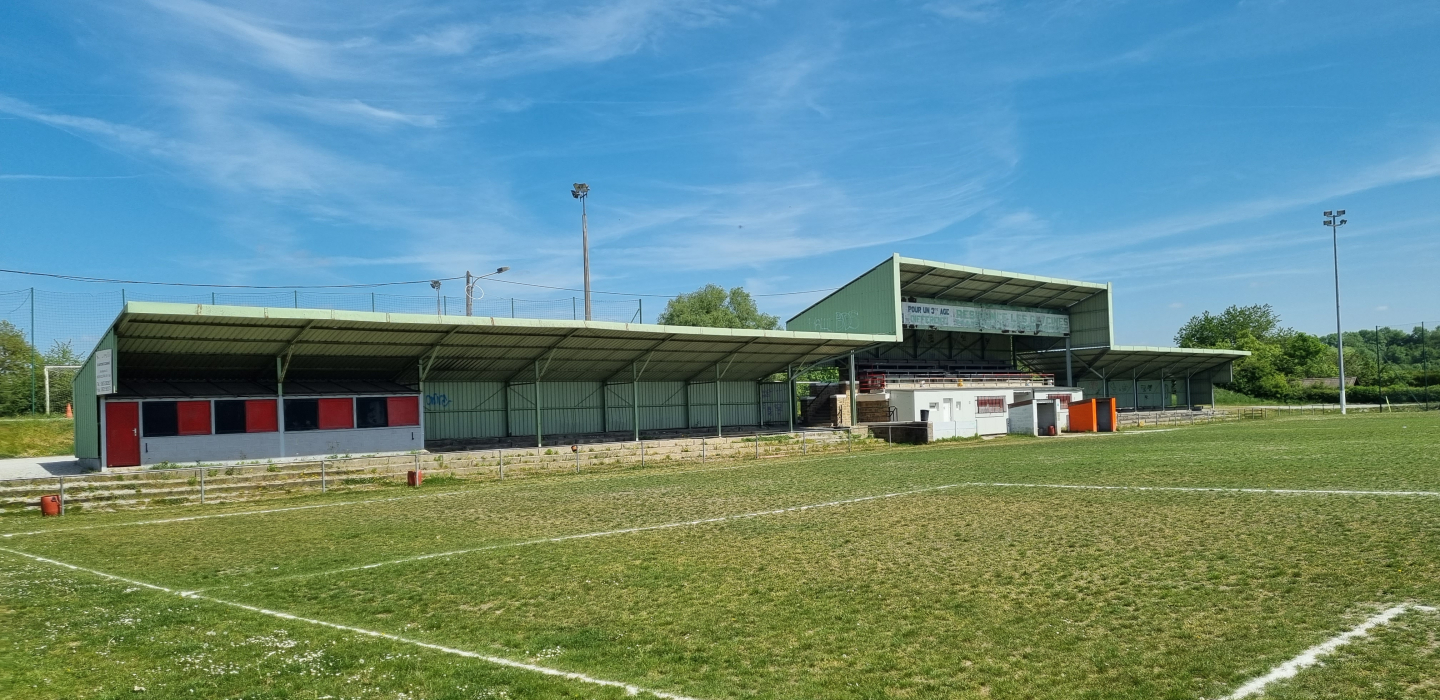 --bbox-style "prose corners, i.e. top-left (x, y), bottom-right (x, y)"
top-left (142, 0), bottom-right (351, 80)
top-left (0, 173), bottom-right (144, 180)
top-left (923, 1), bottom-right (1001, 23)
